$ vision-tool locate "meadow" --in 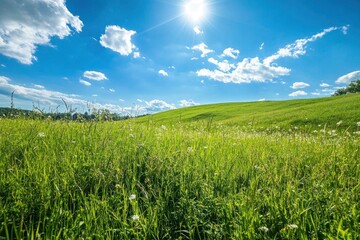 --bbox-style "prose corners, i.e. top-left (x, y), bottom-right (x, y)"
top-left (0, 95), bottom-right (360, 239)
